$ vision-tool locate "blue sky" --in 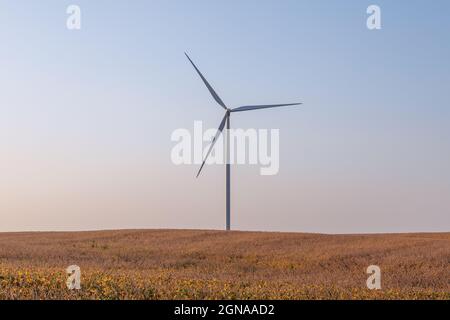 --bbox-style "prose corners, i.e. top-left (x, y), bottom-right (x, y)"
top-left (0, 1), bottom-right (449, 233)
